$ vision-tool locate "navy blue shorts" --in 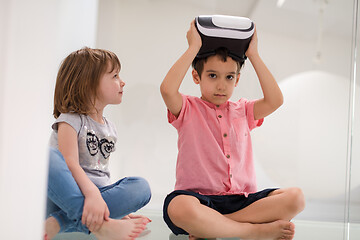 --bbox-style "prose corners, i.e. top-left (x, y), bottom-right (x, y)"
top-left (163, 188), bottom-right (277, 235)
